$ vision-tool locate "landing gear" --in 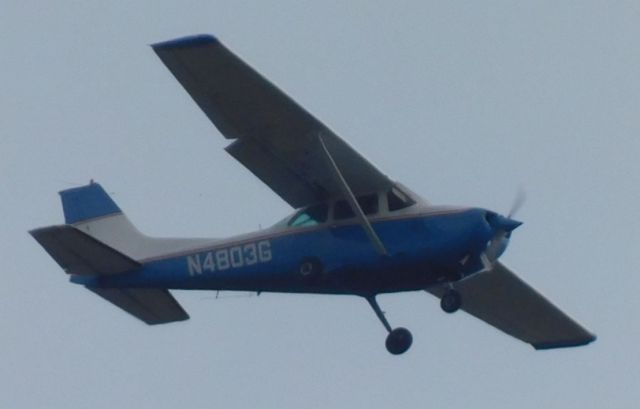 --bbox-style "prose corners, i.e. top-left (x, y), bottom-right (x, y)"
top-left (366, 296), bottom-right (413, 355)
top-left (385, 328), bottom-right (413, 355)
top-left (440, 289), bottom-right (462, 313)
